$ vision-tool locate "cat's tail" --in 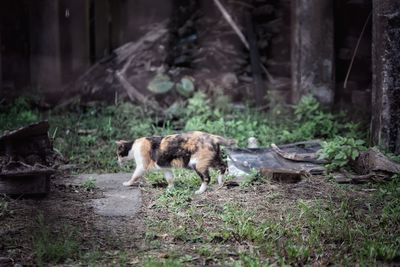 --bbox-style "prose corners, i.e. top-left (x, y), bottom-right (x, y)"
top-left (211, 135), bottom-right (237, 147)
